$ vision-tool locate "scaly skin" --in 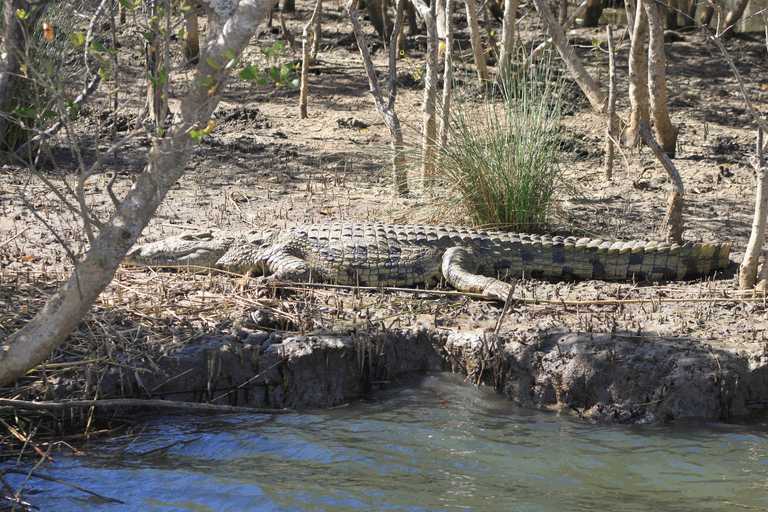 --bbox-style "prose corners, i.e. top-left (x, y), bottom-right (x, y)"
top-left (124, 222), bottom-right (732, 300)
